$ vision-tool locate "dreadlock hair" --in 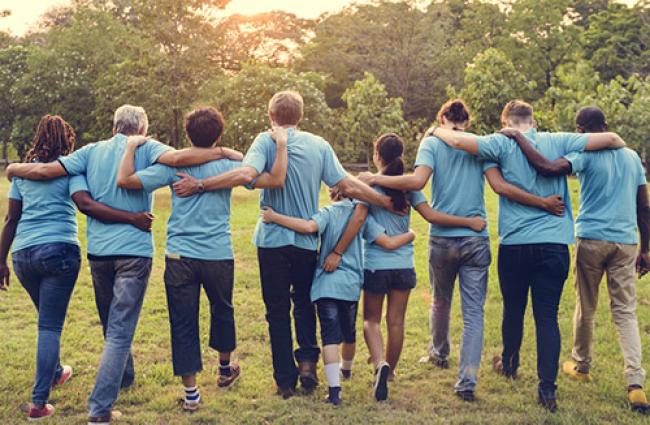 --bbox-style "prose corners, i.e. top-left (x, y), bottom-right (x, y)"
top-left (374, 133), bottom-right (408, 212)
top-left (24, 115), bottom-right (76, 163)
